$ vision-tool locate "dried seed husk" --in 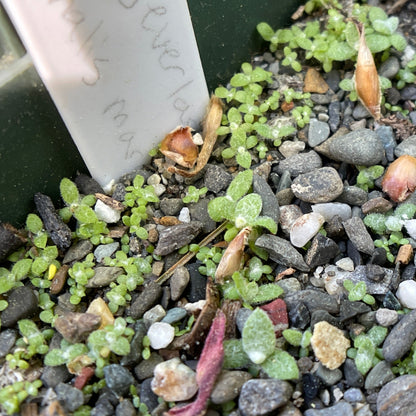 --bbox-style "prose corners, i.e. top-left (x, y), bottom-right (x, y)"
top-left (168, 96), bottom-right (223, 177)
top-left (215, 227), bottom-right (251, 284)
top-left (354, 22), bottom-right (381, 120)
top-left (382, 155), bottom-right (416, 202)
top-left (160, 126), bottom-right (198, 169)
